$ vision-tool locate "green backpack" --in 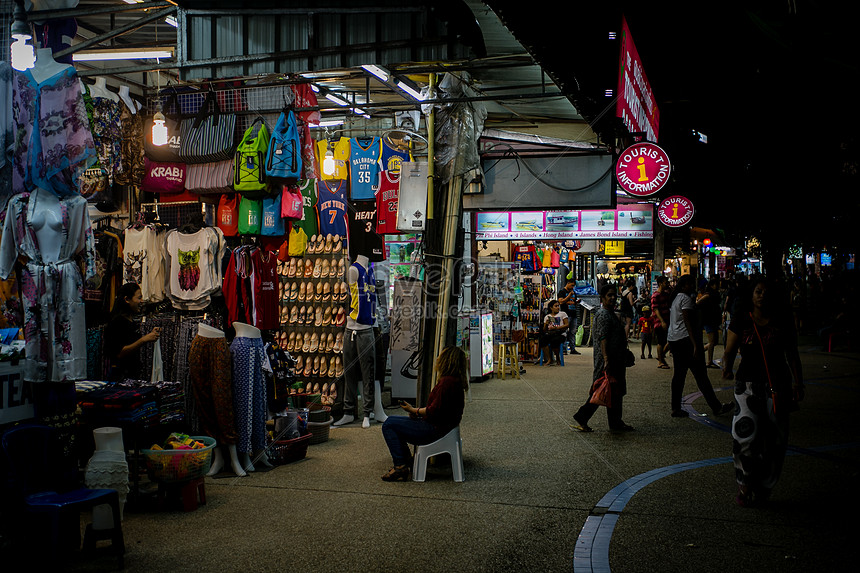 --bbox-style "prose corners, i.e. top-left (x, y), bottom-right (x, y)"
top-left (238, 195), bottom-right (263, 235)
top-left (234, 118), bottom-right (269, 194)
